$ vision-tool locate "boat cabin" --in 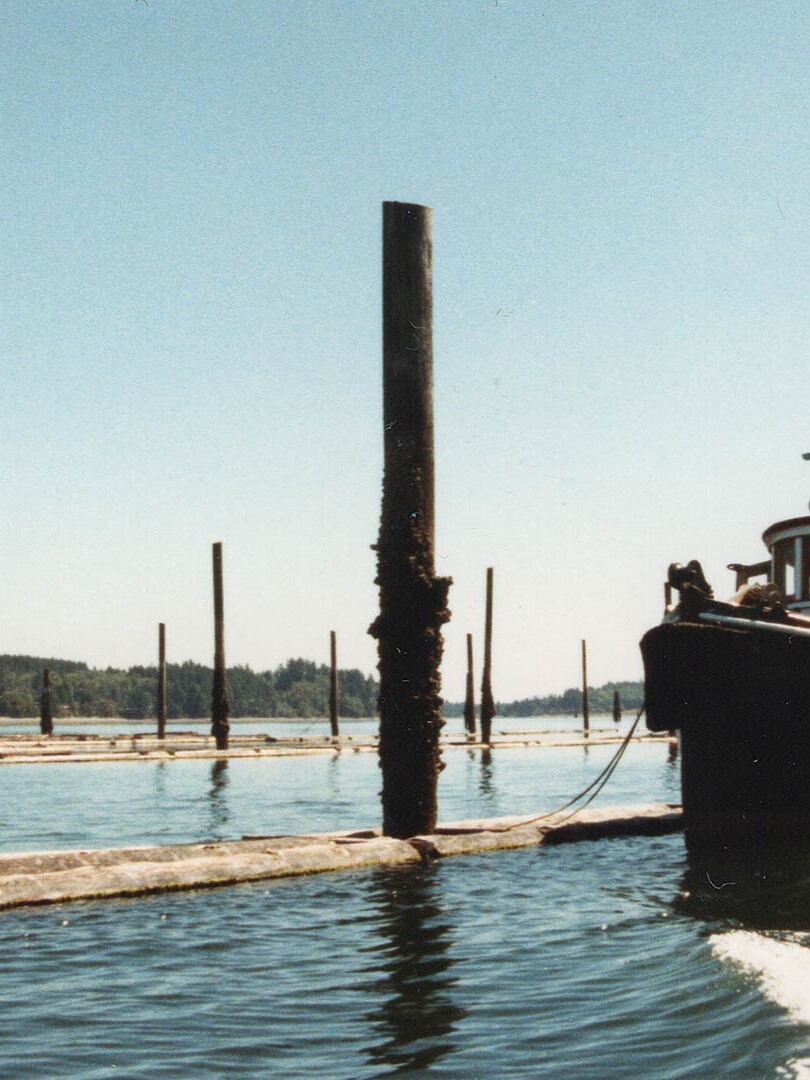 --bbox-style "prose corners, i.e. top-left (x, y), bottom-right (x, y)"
top-left (728, 515), bottom-right (810, 613)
